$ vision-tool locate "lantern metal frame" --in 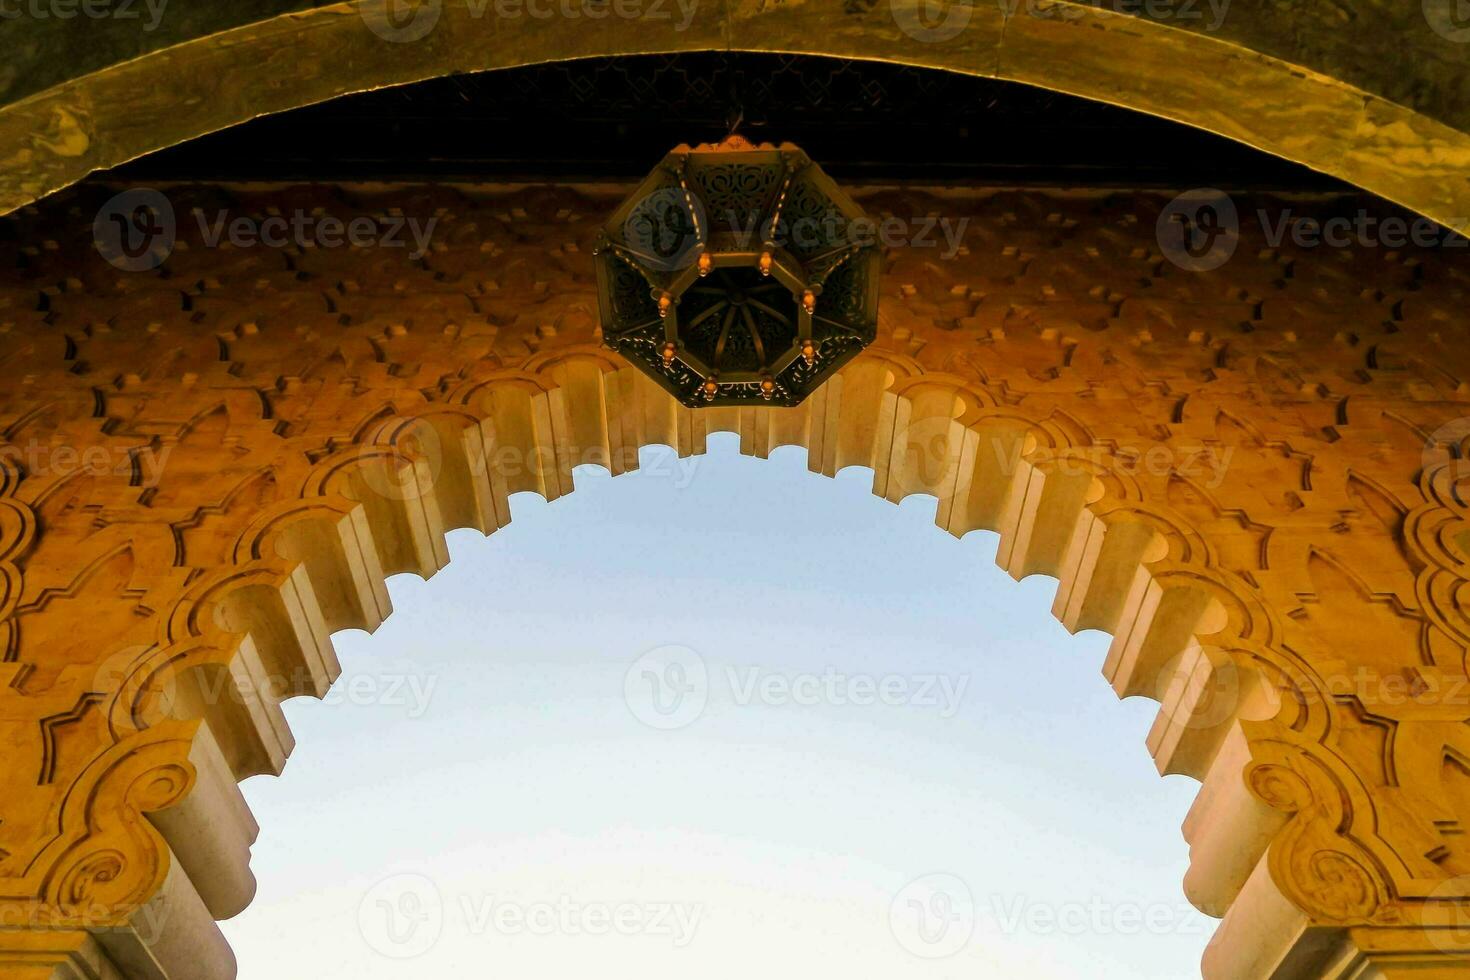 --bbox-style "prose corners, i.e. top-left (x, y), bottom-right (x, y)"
top-left (594, 137), bottom-right (881, 408)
